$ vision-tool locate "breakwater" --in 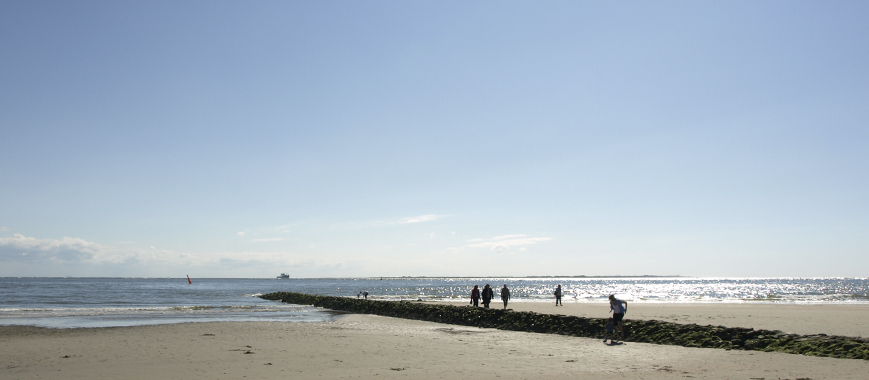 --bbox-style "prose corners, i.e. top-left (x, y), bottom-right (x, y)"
top-left (260, 292), bottom-right (869, 360)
